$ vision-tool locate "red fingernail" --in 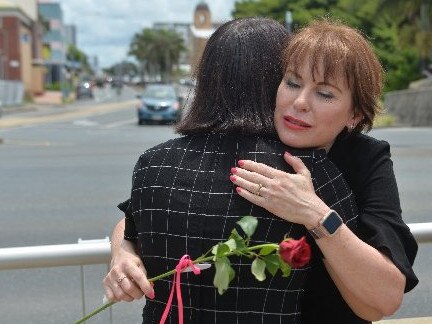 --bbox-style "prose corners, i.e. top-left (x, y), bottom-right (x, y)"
top-left (231, 167), bottom-right (237, 174)
top-left (236, 187), bottom-right (242, 193)
top-left (238, 160), bottom-right (245, 167)
top-left (230, 175), bottom-right (237, 182)
top-left (148, 291), bottom-right (155, 299)
top-left (285, 151), bottom-right (292, 156)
